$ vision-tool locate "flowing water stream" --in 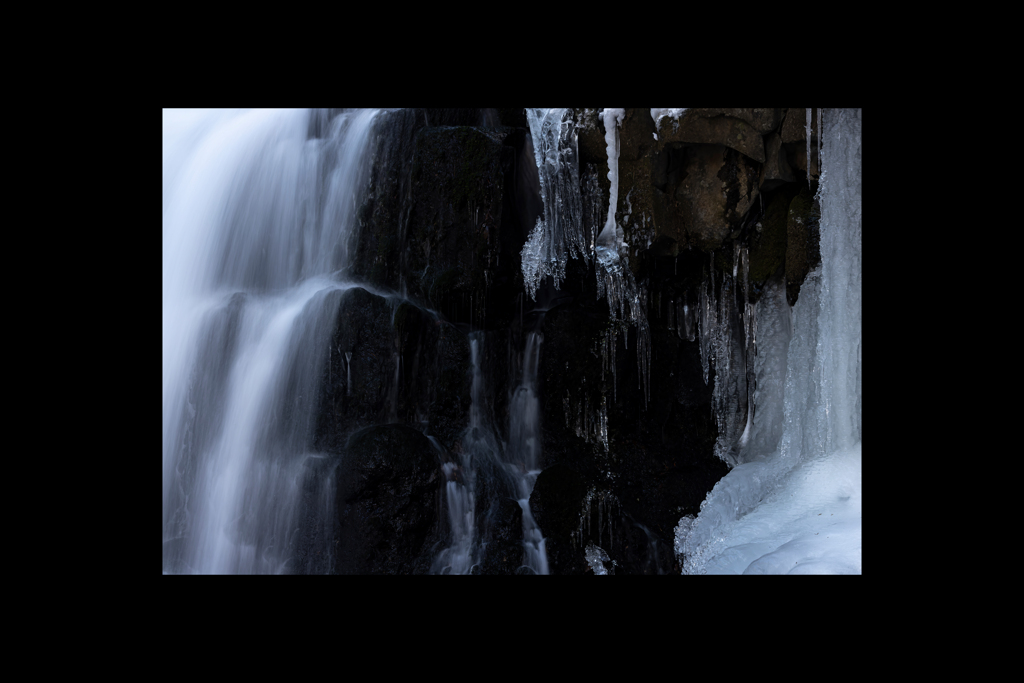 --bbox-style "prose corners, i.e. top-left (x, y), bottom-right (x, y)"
top-left (162, 109), bottom-right (379, 573)
top-left (164, 107), bottom-right (858, 574)
top-left (433, 332), bottom-right (549, 574)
